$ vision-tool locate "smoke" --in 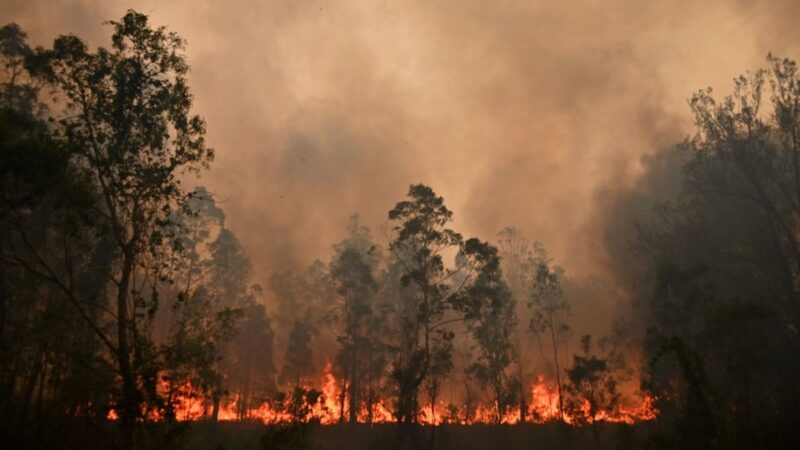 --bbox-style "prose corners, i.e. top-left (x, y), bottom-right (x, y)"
top-left (3, 0), bottom-right (799, 311)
